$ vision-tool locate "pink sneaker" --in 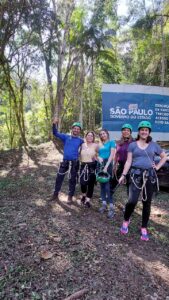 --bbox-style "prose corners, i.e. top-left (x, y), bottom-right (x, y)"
top-left (140, 228), bottom-right (149, 241)
top-left (120, 221), bottom-right (130, 234)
